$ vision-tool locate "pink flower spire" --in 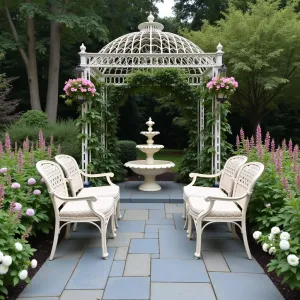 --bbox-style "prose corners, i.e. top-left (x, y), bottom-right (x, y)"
top-left (256, 124), bottom-right (262, 146)
top-left (240, 128), bottom-right (245, 142)
top-left (256, 142), bottom-right (263, 160)
top-left (47, 146), bottom-right (52, 158)
top-left (236, 135), bottom-right (240, 150)
top-left (288, 139), bottom-right (293, 155)
top-left (5, 132), bottom-right (11, 153)
top-left (292, 144), bottom-right (299, 172)
top-left (275, 148), bottom-right (283, 172)
top-left (50, 136), bottom-right (54, 146)
top-left (57, 144), bottom-right (61, 154)
top-left (250, 136), bottom-right (255, 149)
top-left (7, 175), bottom-right (11, 186)
top-left (0, 184), bottom-right (4, 208)
top-left (30, 151), bottom-right (35, 165)
top-left (39, 130), bottom-right (46, 150)
top-left (23, 137), bottom-right (30, 152)
top-left (296, 172), bottom-right (300, 192)
top-left (245, 138), bottom-right (250, 154)
top-left (280, 175), bottom-right (290, 197)
top-left (17, 149), bottom-right (23, 174)
top-left (271, 139), bottom-right (275, 153)
top-left (14, 141), bottom-right (18, 153)
top-left (264, 132), bottom-right (270, 152)
top-left (282, 139), bottom-right (287, 151)
top-left (0, 141), bottom-right (2, 157)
